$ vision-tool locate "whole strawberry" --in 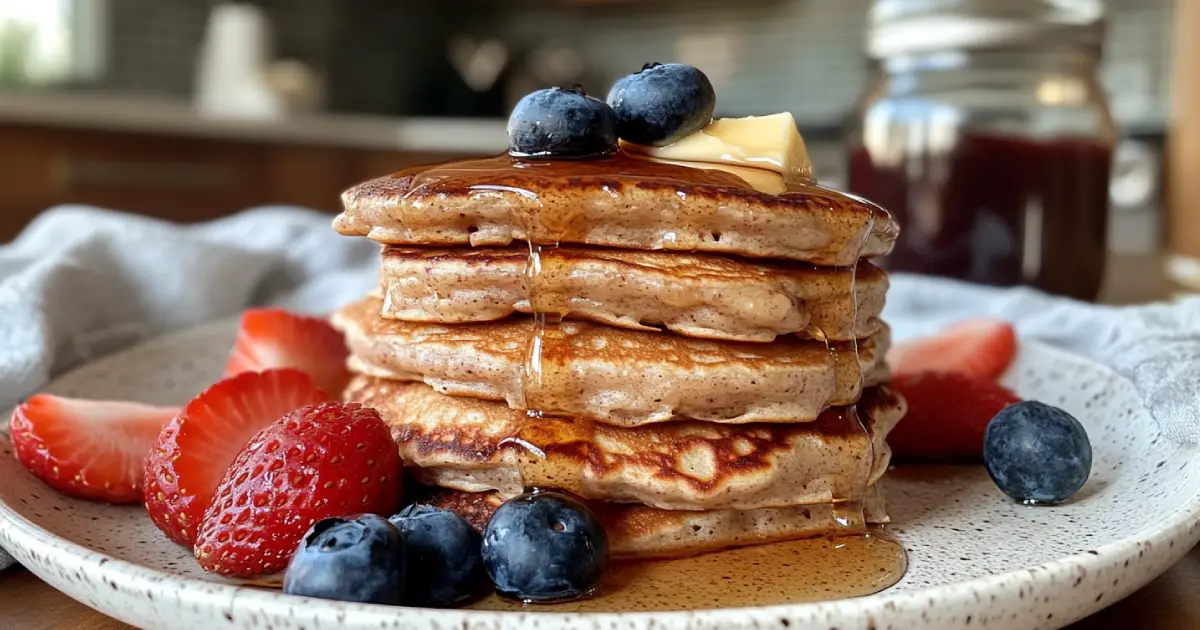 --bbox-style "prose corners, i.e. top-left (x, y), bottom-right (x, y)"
top-left (144, 369), bottom-right (328, 545)
top-left (194, 402), bottom-right (403, 577)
